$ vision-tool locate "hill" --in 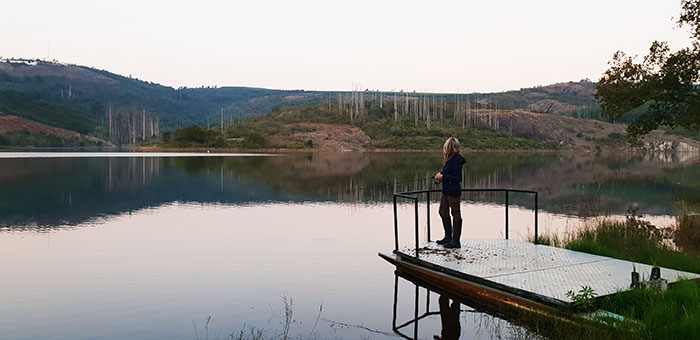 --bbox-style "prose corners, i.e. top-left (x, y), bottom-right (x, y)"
top-left (155, 102), bottom-right (700, 153)
top-left (0, 59), bottom-right (327, 144)
top-left (0, 58), bottom-right (603, 146)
